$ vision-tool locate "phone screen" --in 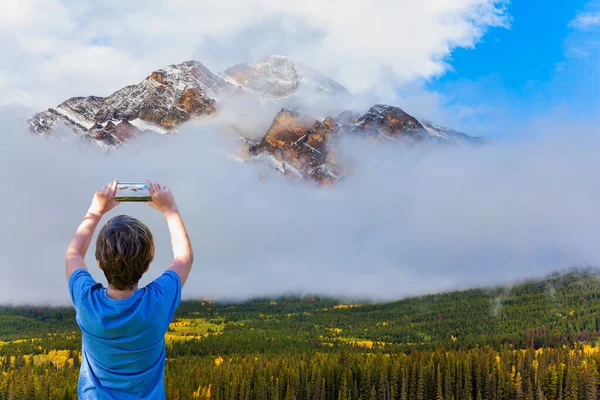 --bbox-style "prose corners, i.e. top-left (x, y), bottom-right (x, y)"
top-left (115, 182), bottom-right (152, 202)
